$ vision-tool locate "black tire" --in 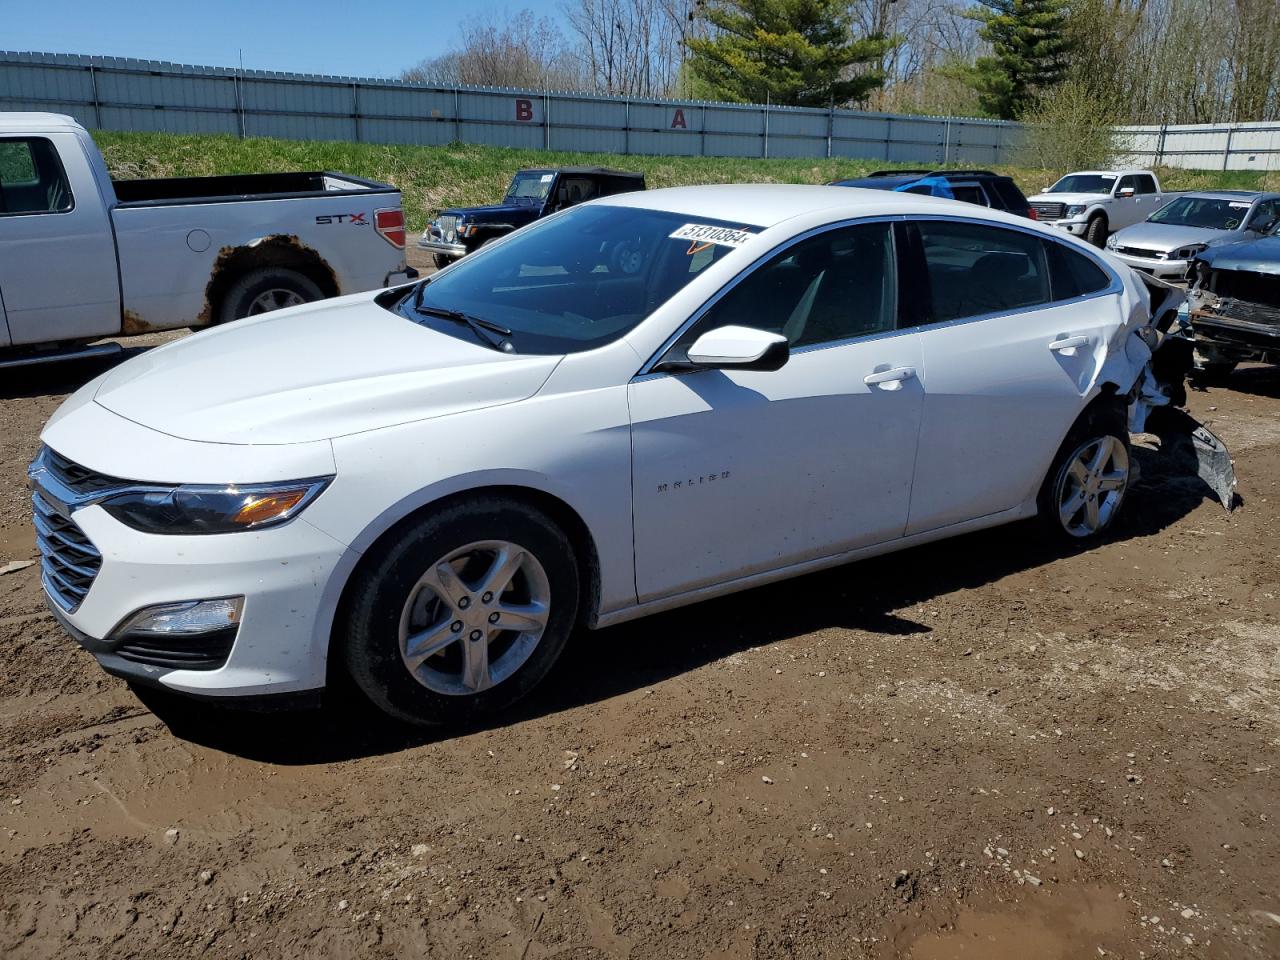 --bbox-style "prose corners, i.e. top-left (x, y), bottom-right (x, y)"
top-left (432, 254), bottom-right (454, 270)
top-left (1194, 360), bottom-right (1237, 381)
top-left (218, 267), bottom-right (324, 323)
top-left (1037, 401), bottom-right (1132, 545)
top-left (1084, 214), bottom-right (1108, 248)
top-left (341, 496), bottom-right (580, 726)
